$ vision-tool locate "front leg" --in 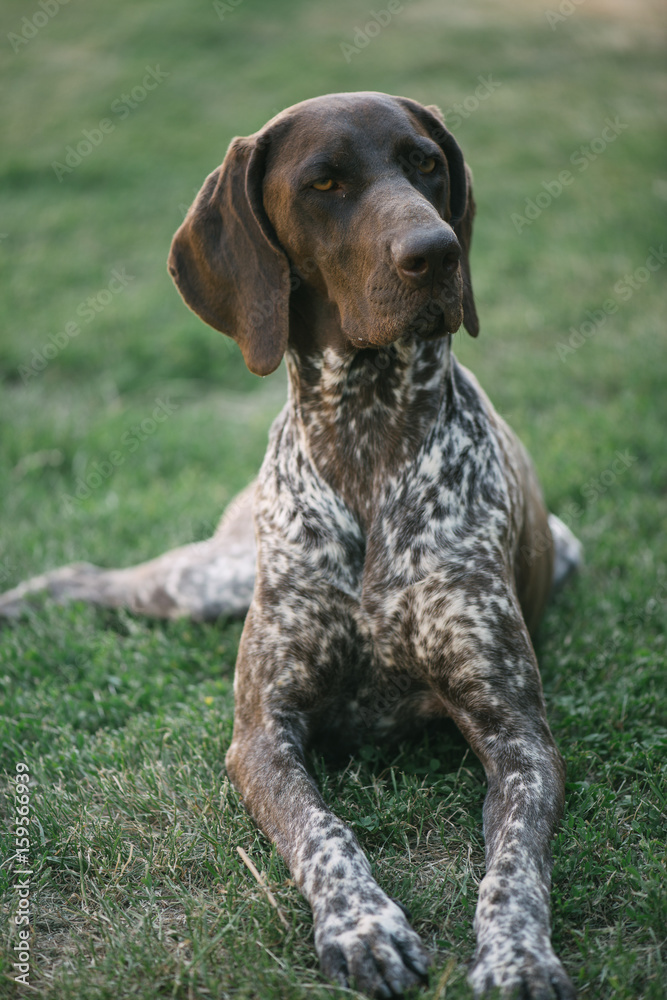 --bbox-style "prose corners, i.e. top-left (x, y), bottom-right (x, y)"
top-left (409, 579), bottom-right (576, 998)
top-left (226, 606), bottom-right (430, 998)
top-left (463, 718), bottom-right (575, 999)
